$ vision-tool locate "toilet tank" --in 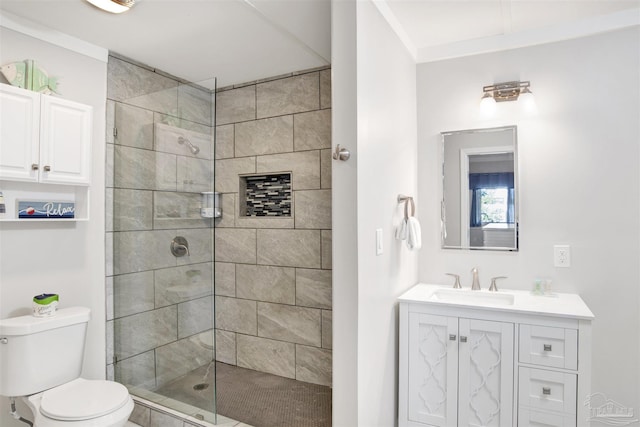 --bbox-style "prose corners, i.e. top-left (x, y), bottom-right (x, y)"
top-left (0, 307), bottom-right (90, 397)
